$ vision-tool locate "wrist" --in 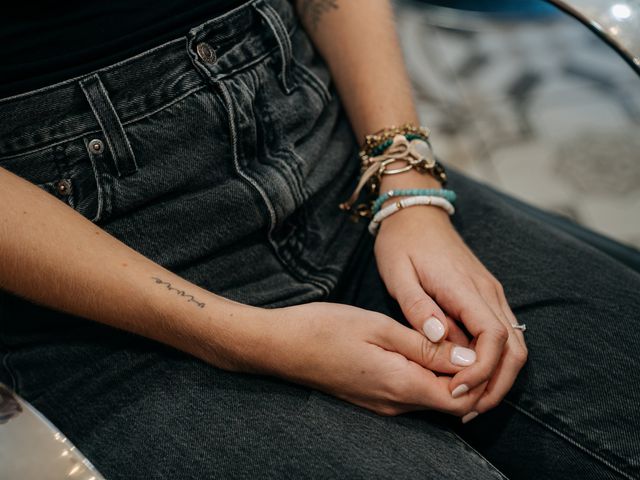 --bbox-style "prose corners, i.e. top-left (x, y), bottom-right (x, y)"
top-left (378, 171), bottom-right (442, 192)
top-left (374, 172), bottom-right (453, 234)
top-left (378, 169), bottom-right (443, 210)
top-left (375, 199), bottom-right (453, 239)
top-left (149, 279), bottom-right (270, 373)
